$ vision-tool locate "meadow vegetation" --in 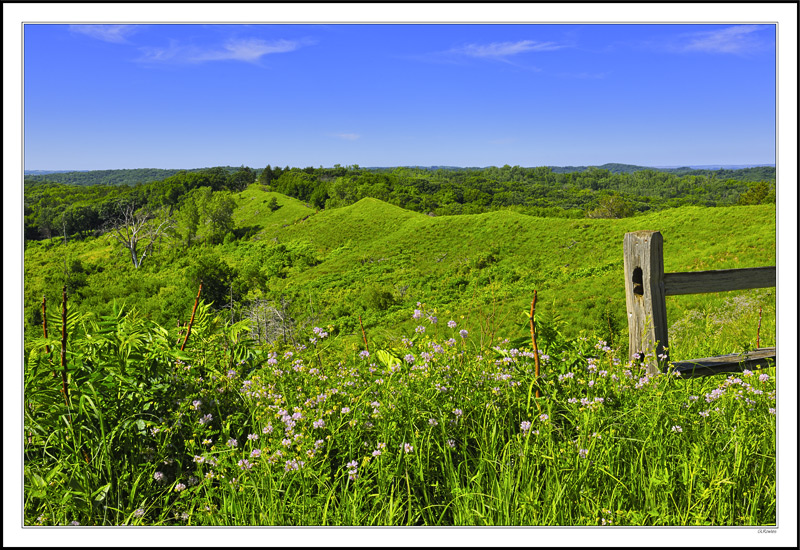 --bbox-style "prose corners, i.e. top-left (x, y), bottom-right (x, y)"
top-left (22, 167), bottom-right (777, 526)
